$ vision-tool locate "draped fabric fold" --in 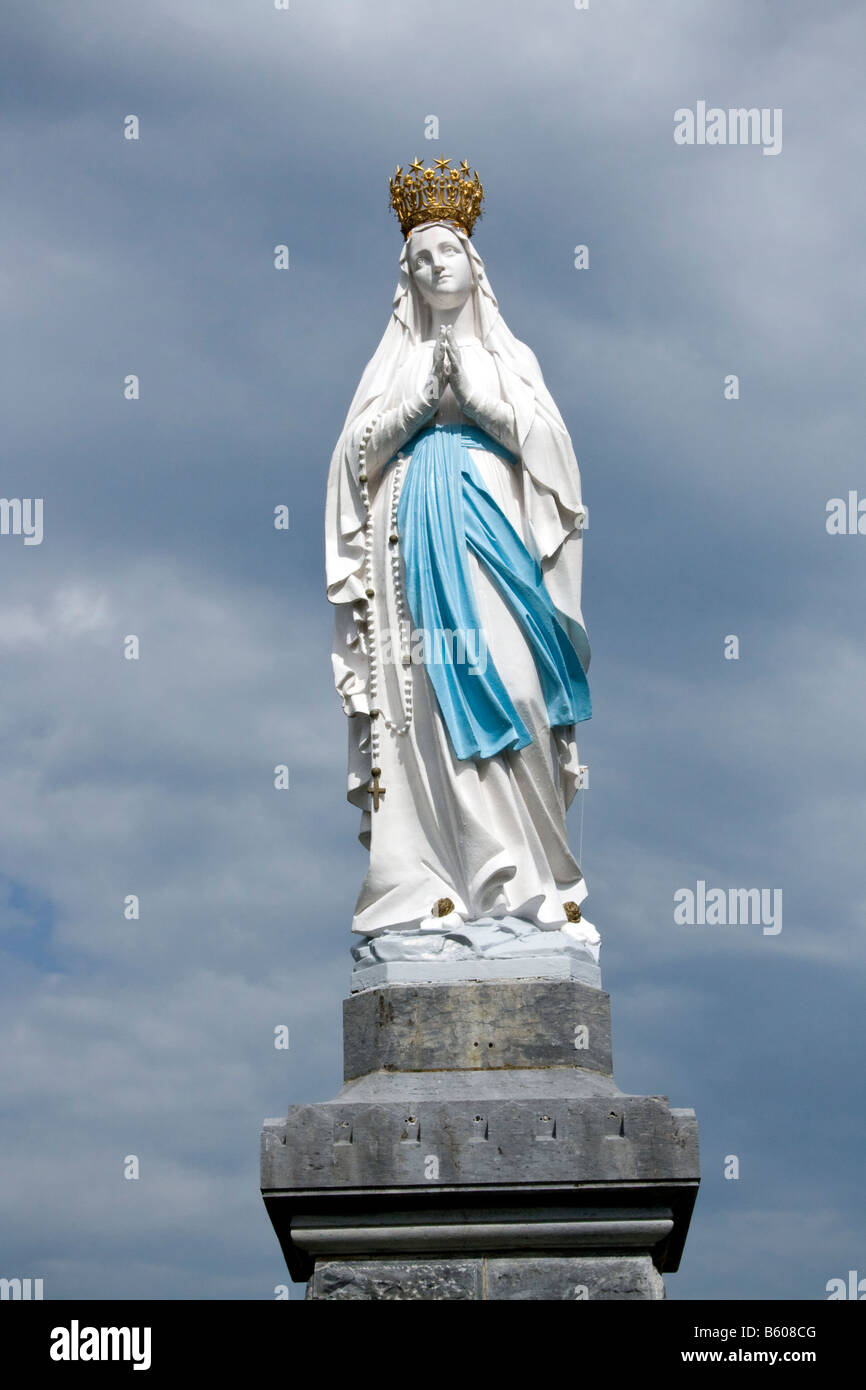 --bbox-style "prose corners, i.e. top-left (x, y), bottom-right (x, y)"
top-left (394, 423), bottom-right (590, 763)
